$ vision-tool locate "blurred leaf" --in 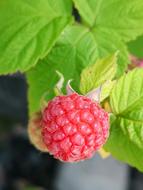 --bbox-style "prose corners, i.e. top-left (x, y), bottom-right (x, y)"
top-left (24, 186), bottom-right (41, 190)
top-left (0, 0), bottom-right (72, 74)
top-left (128, 35), bottom-right (143, 58)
